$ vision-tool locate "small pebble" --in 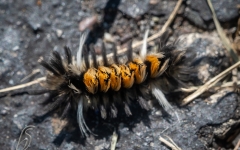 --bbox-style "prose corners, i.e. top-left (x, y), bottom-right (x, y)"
top-left (104, 33), bottom-right (114, 43)
top-left (1, 109), bottom-right (7, 116)
top-left (9, 79), bottom-right (14, 85)
top-left (56, 29), bottom-right (63, 38)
